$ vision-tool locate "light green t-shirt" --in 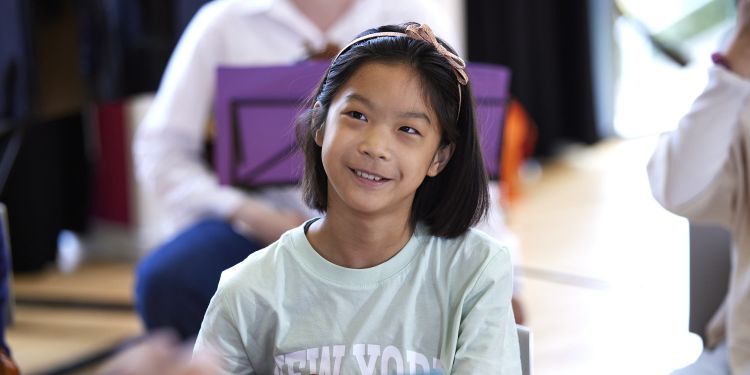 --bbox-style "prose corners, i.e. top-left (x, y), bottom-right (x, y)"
top-left (194, 221), bottom-right (520, 374)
